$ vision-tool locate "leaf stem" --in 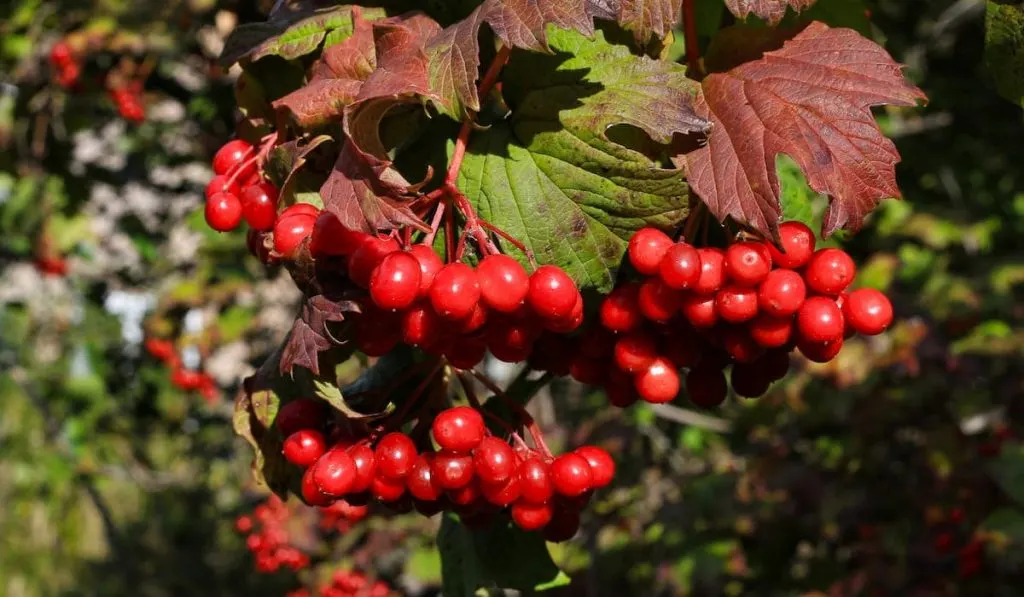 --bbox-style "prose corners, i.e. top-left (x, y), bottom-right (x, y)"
top-left (468, 369), bottom-right (553, 459)
top-left (683, 0), bottom-right (704, 80)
